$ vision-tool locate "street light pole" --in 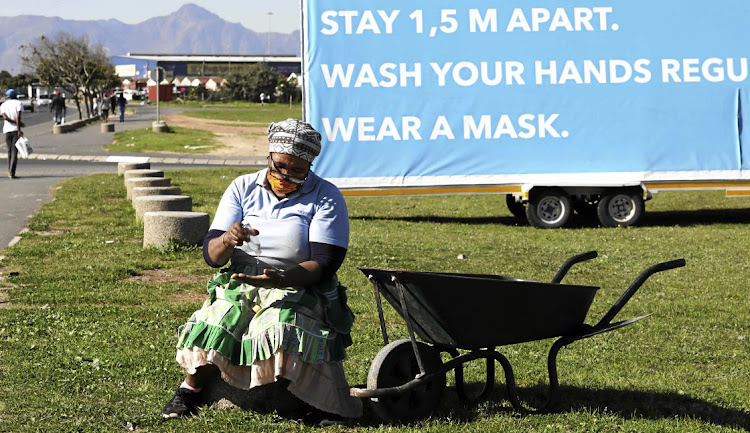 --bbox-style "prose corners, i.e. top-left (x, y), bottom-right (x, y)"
top-left (267, 12), bottom-right (273, 55)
